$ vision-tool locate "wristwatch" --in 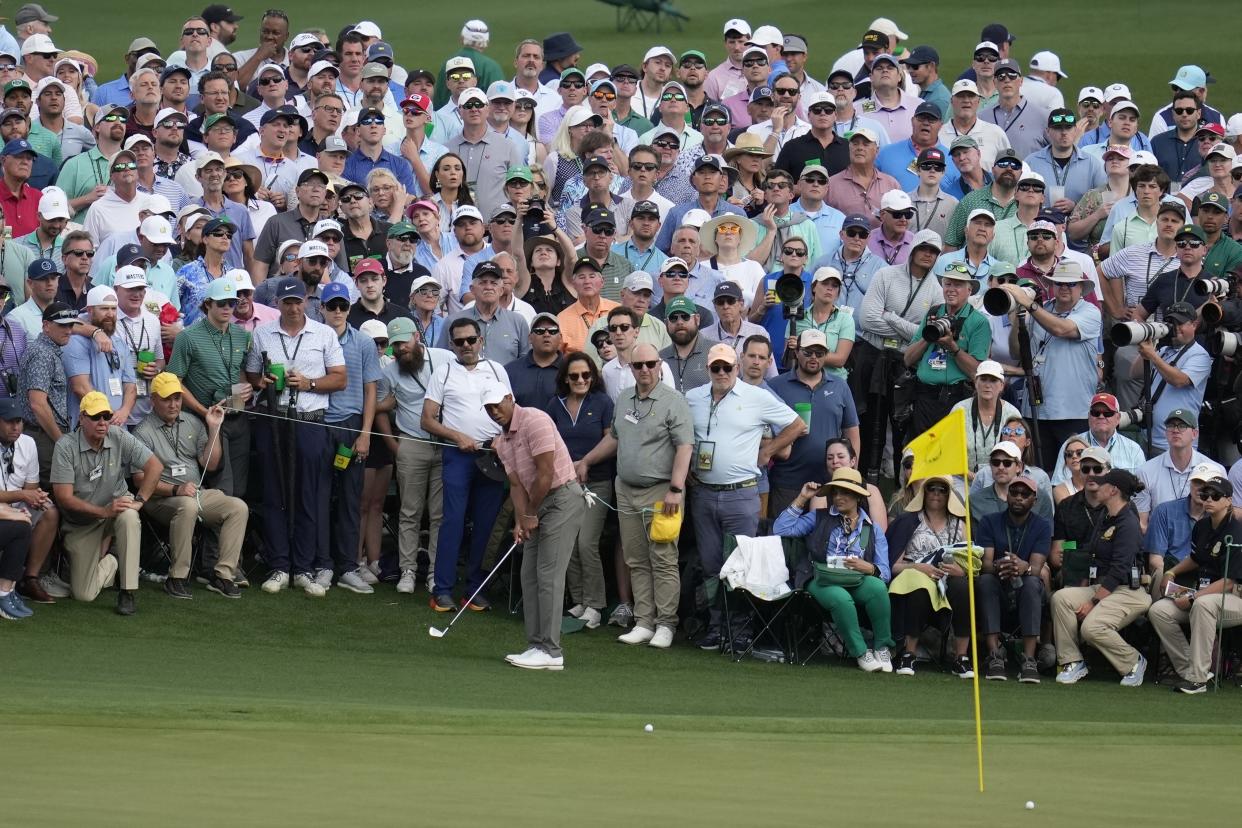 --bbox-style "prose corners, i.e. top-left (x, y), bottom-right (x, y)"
top-left (1090, 596), bottom-right (1100, 605)
top-left (309, 379), bottom-right (317, 392)
top-left (668, 485), bottom-right (683, 493)
top-left (133, 495), bottom-right (146, 505)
